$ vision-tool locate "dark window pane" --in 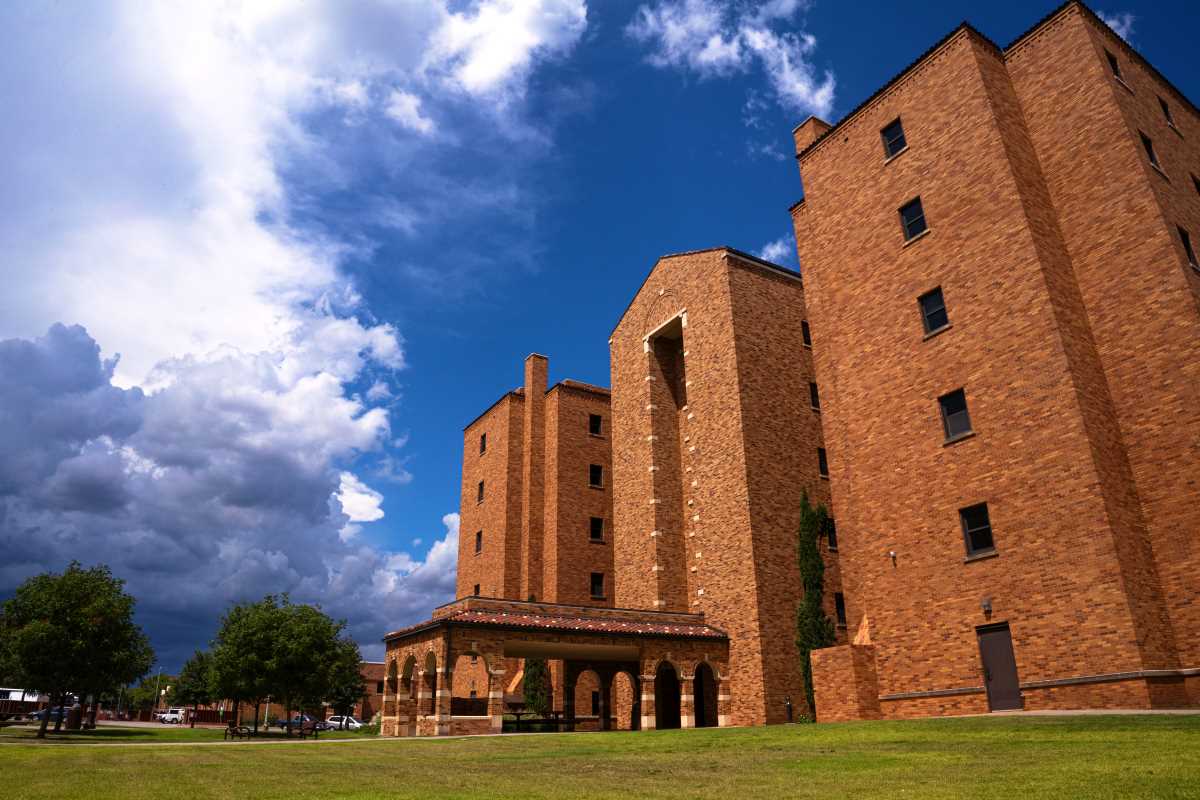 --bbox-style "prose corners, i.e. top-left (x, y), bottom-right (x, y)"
top-left (881, 118), bottom-right (907, 158)
top-left (809, 382), bottom-right (820, 410)
top-left (589, 414), bottom-right (603, 435)
top-left (834, 593), bottom-right (847, 626)
top-left (473, 584), bottom-right (480, 596)
top-left (1141, 132), bottom-right (1159, 166)
top-left (1192, 175), bottom-right (1200, 197)
top-left (1181, 227), bottom-right (1198, 265)
top-left (919, 287), bottom-right (949, 333)
top-left (479, 433), bottom-right (486, 454)
top-left (477, 481), bottom-right (484, 502)
top-left (960, 503), bottom-right (994, 555)
top-left (475, 531), bottom-right (482, 553)
top-left (801, 320), bottom-right (813, 347)
top-left (1105, 50), bottom-right (1121, 78)
top-left (589, 464), bottom-right (603, 486)
top-left (825, 517), bottom-right (838, 550)
top-left (590, 517), bottom-right (604, 540)
top-left (817, 447), bottom-right (829, 477)
top-left (939, 389), bottom-right (972, 439)
top-left (900, 198), bottom-right (927, 240)
top-left (590, 572), bottom-right (604, 598)
top-left (591, 691), bottom-right (600, 715)
top-left (1160, 97), bottom-right (1174, 124)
